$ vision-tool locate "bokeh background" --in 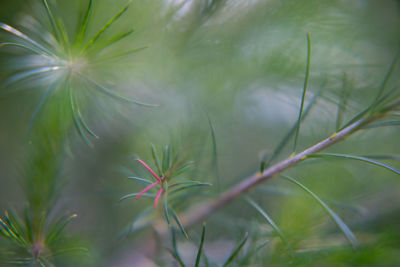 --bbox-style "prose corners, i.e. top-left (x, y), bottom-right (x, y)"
top-left (1, 0), bottom-right (400, 266)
